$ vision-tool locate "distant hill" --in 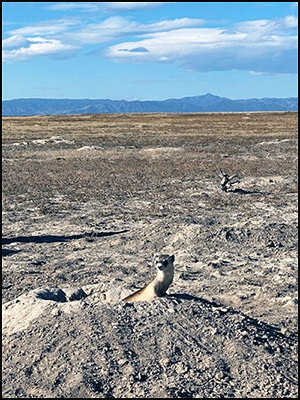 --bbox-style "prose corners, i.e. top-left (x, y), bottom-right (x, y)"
top-left (2, 93), bottom-right (298, 116)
